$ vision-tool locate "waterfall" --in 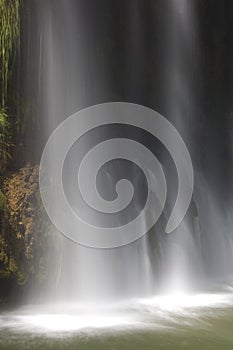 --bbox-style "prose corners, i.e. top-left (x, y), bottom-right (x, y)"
top-left (2, 1), bottom-right (233, 344)
top-left (21, 0), bottom-right (233, 304)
